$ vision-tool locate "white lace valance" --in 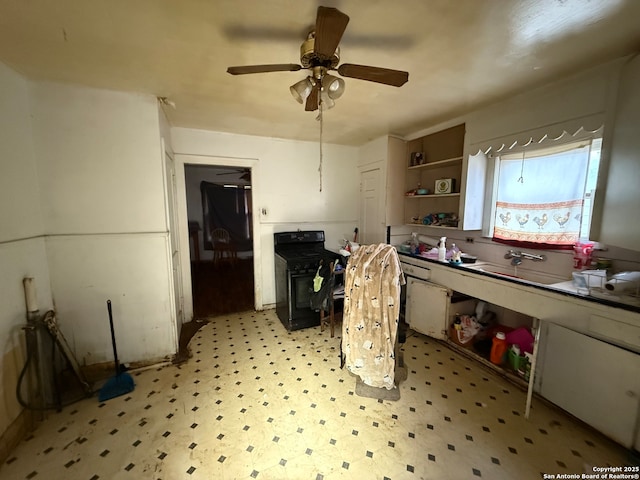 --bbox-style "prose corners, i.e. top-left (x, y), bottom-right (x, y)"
top-left (469, 113), bottom-right (605, 156)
